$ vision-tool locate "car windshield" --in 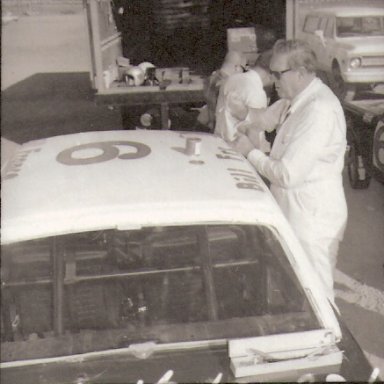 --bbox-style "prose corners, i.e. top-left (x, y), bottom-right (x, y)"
top-left (1, 225), bottom-right (320, 361)
top-left (336, 16), bottom-right (384, 37)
